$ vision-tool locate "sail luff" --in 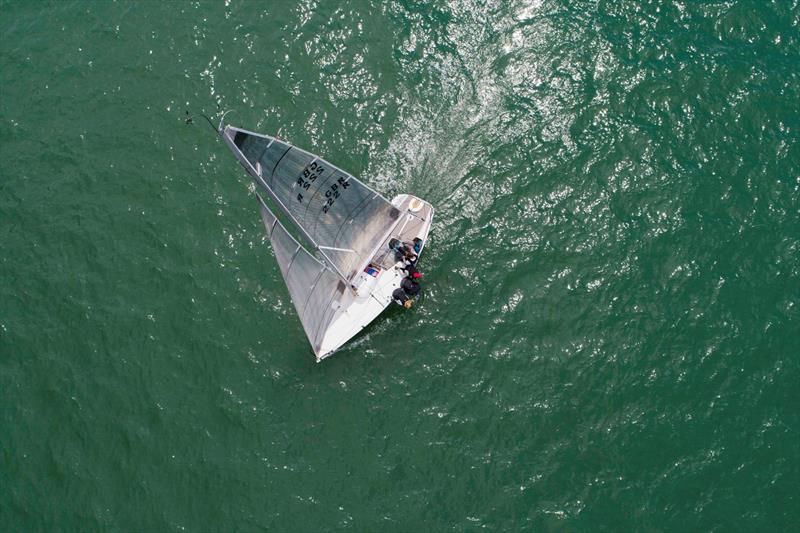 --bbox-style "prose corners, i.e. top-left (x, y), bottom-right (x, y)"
top-left (223, 128), bottom-right (313, 244)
